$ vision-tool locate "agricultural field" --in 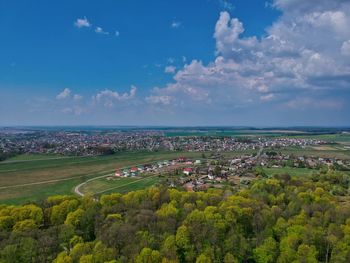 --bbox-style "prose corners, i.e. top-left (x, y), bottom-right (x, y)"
top-left (284, 133), bottom-right (350, 144)
top-left (0, 151), bottom-right (204, 204)
top-left (163, 129), bottom-right (307, 137)
top-left (276, 145), bottom-right (350, 159)
top-left (263, 167), bottom-right (319, 177)
top-left (2, 153), bottom-right (65, 162)
top-left (79, 176), bottom-right (161, 196)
